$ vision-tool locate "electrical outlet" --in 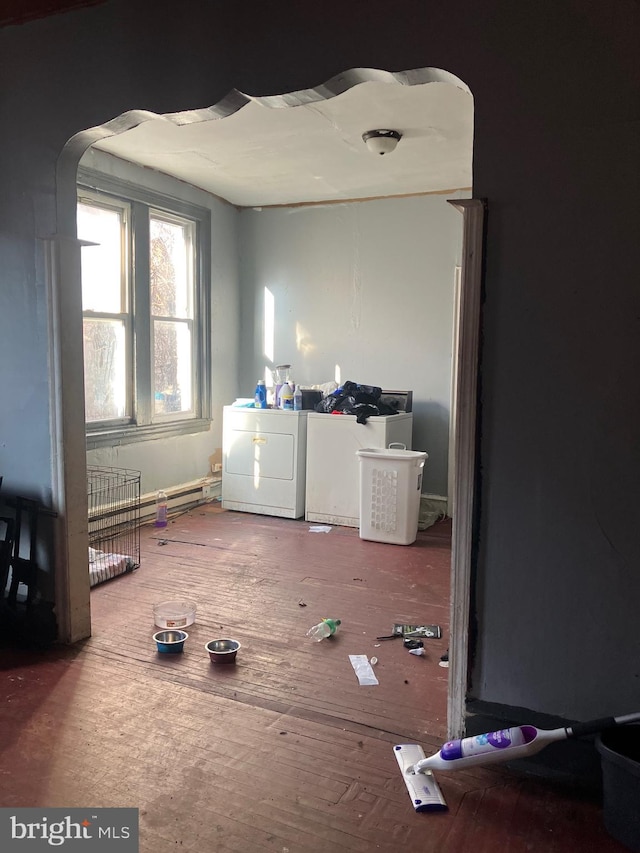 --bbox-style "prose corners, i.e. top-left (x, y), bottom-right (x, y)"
top-left (213, 462), bottom-right (222, 473)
